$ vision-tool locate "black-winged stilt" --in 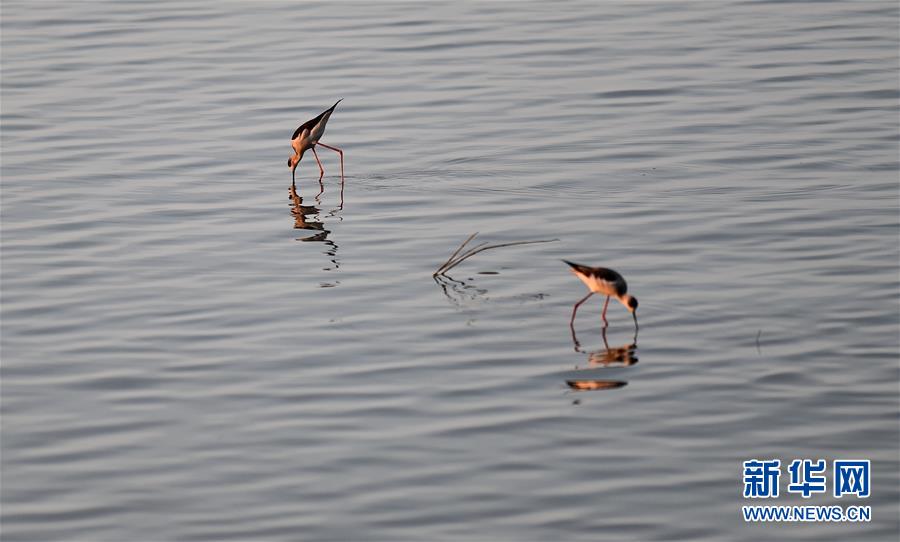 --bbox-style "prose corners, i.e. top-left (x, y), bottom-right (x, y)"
top-left (564, 260), bottom-right (639, 330)
top-left (289, 99), bottom-right (345, 185)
